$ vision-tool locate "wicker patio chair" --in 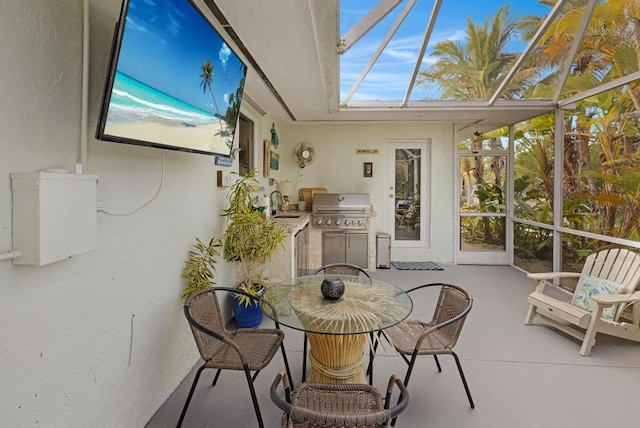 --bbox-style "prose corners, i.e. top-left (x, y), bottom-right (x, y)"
top-left (378, 283), bottom-right (474, 426)
top-left (177, 287), bottom-right (293, 428)
top-left (270, 371), bottom-right (409, 428)
top-left (304, 263), bottom-right (373, 383)
top-left (312, 263), bottom-right (372, 278)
